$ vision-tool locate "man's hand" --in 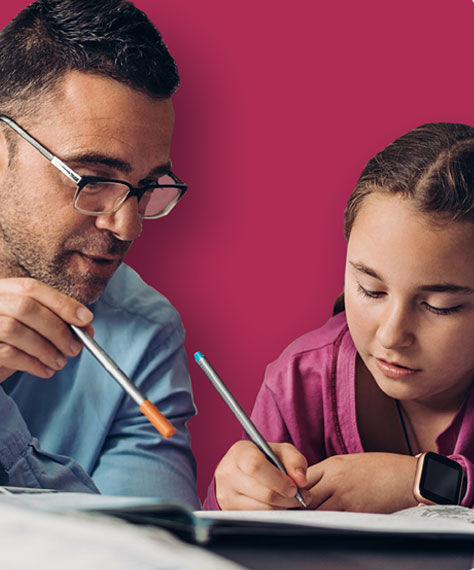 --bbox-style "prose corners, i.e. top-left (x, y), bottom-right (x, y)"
top-left (304, 452), bottom-right (419, 513)
top-left (0, 278), bottom-right (93, 382)
top-left (215, 440), bottom-right (312, 510)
